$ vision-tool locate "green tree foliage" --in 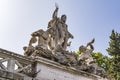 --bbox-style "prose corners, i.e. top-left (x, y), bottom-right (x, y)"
top-left (92, 52), bottom-right (109, 71)
top-left (107, 30), bottom-right (120, 80)
top-left (107, 30), bottom-right (120, 56)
